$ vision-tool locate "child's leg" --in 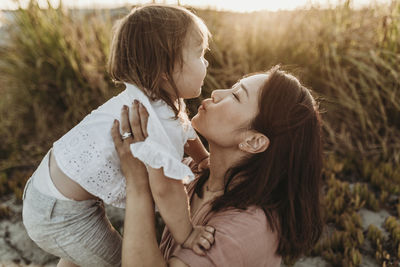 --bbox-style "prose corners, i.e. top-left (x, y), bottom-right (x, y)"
top-left (57, 258), bottom-right (79, 267)
top-left (23, 176), bottom-right (122, 267)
